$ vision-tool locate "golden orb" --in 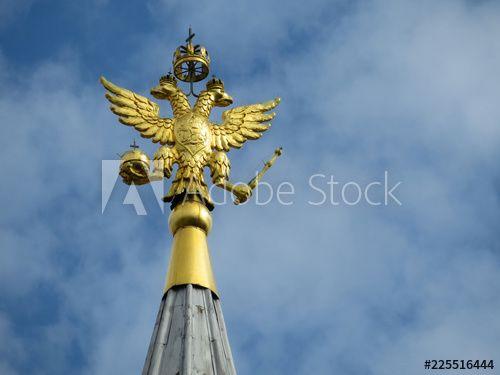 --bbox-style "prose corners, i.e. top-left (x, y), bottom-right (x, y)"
top-left (119, 148), bottom-right (150, 185)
